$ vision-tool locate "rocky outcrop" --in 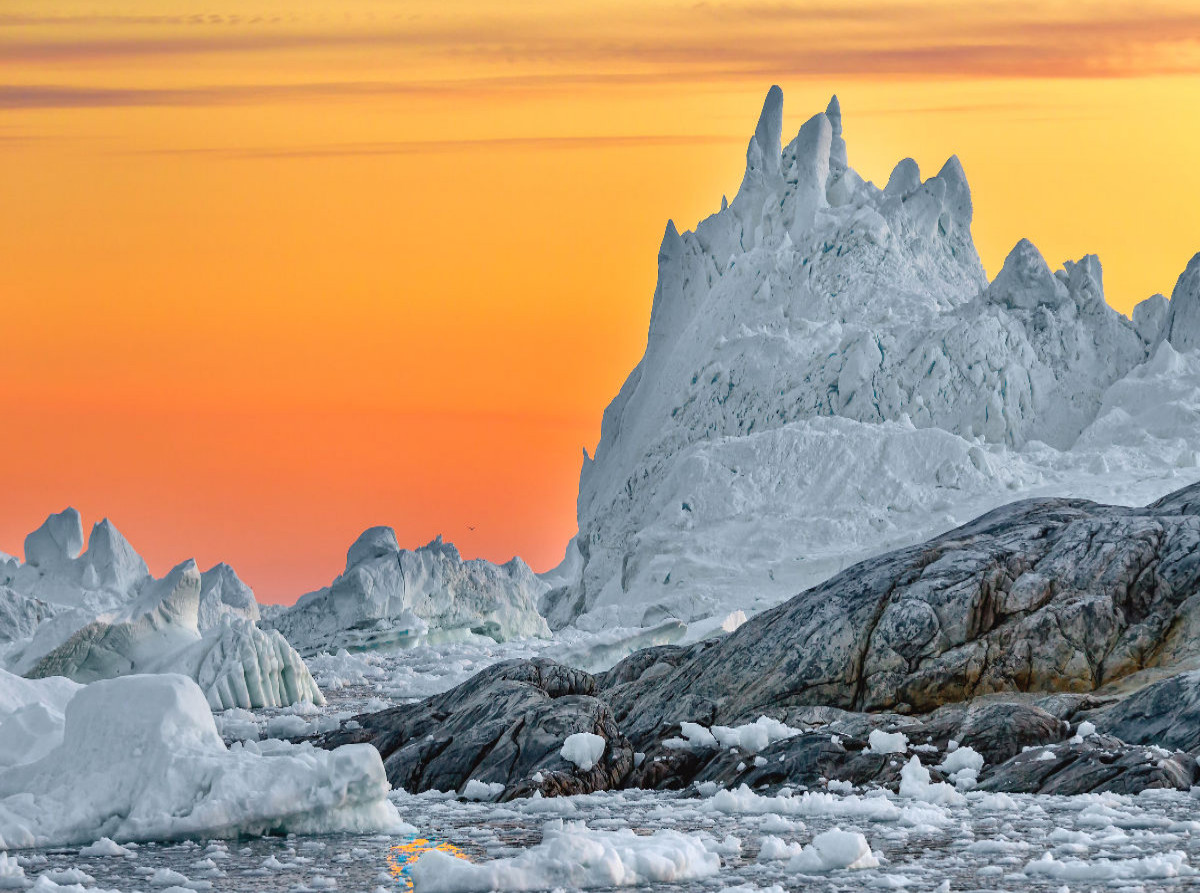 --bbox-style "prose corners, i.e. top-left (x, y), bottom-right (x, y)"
top-left (327, 479), bottom-right (1200, 800)
top-left (604, 481), bottom-right (1200, 747)
top-left (322, 659), bottom-right (632, 799)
